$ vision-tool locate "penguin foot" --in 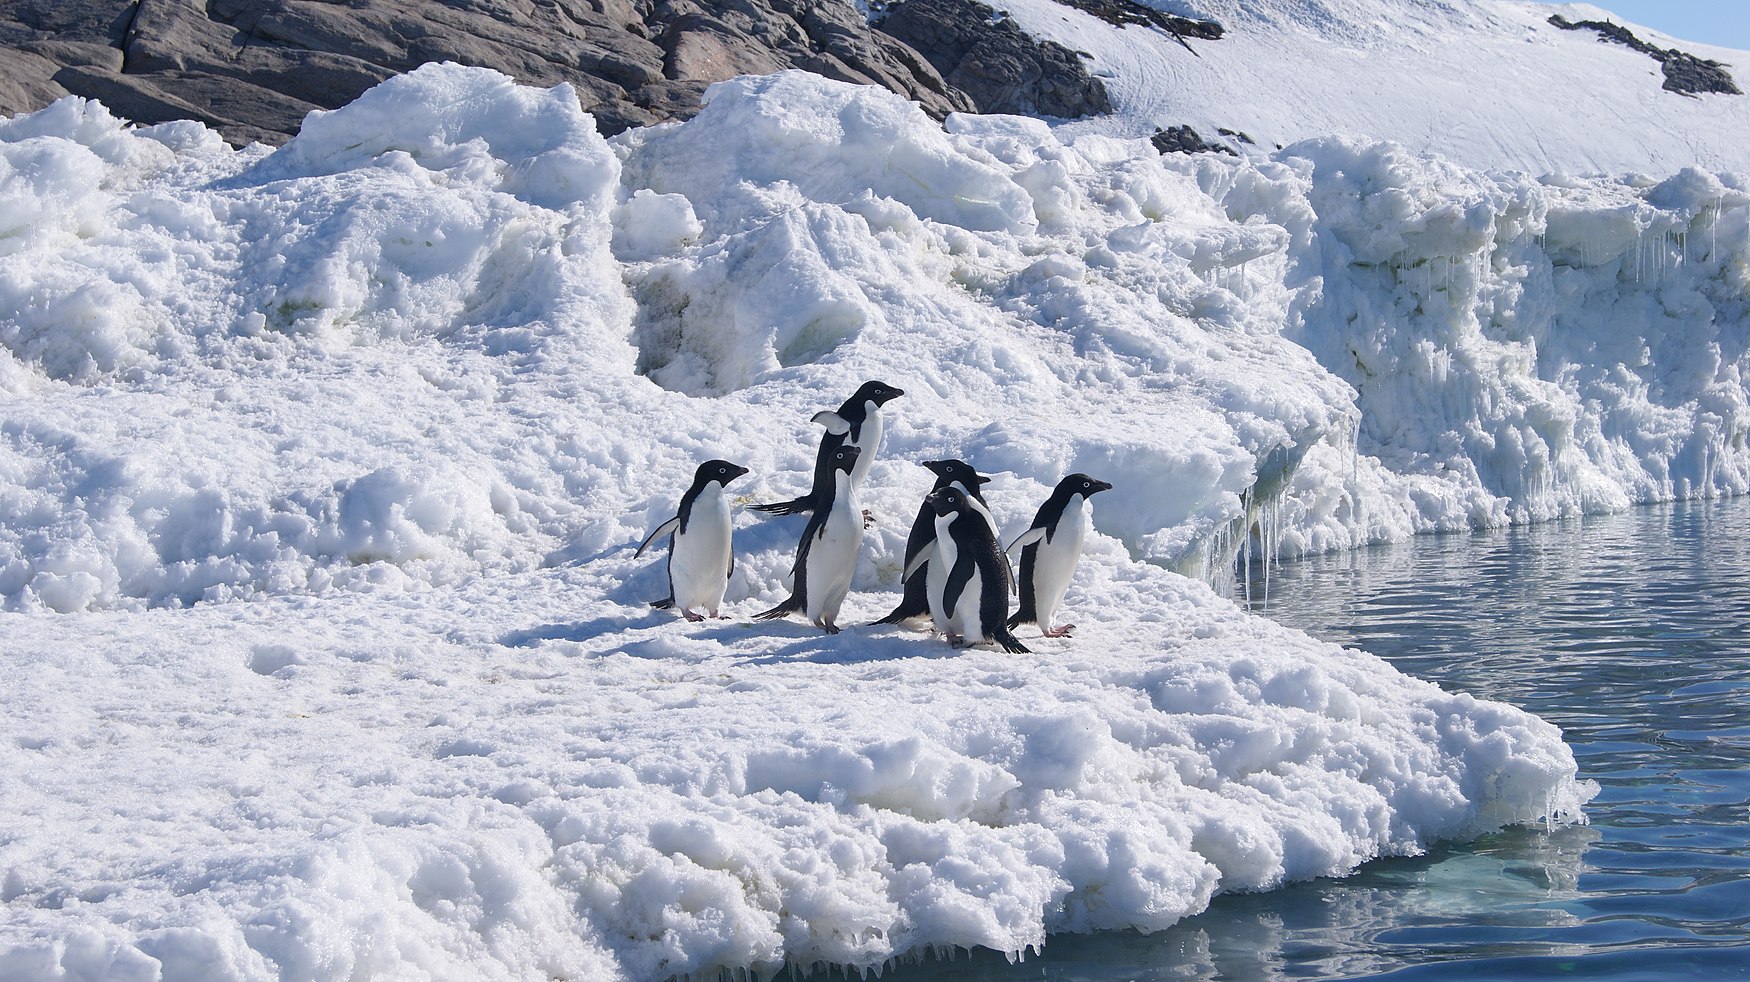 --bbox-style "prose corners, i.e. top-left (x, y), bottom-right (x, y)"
top-left (816, 619), bottom-right (841, 635)
top-left (683, 610), bottom-right (706, 622)
top-left (947, 634), bottom-right (966, 648)
top-left (1043, 624), bottom-right (1075, 638)
top-left (861, 508), bottom-right (874, 528)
